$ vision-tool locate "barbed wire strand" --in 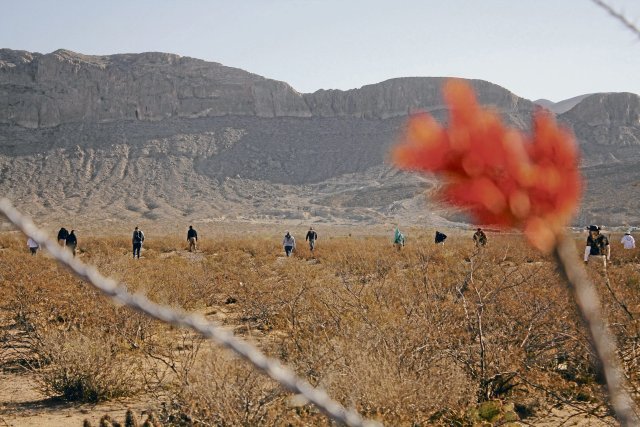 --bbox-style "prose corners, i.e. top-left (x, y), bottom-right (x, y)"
top-left (591, 0), bottom-right (640, 39)
top-left (0, 198), bottom-right (381, 427)
top-left (554, 233), bottom-right (639, 426)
